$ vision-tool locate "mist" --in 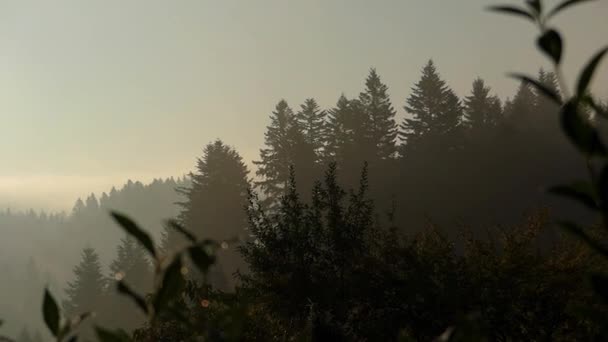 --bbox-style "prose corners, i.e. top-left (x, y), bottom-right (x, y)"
top-left (1, 1), bottom-right (608, 341)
